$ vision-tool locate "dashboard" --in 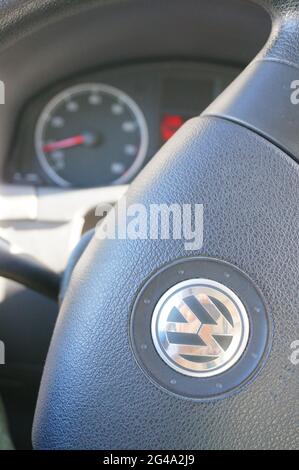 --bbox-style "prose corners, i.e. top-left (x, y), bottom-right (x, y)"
top-left (6, 62), bottom-right (239, 188)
